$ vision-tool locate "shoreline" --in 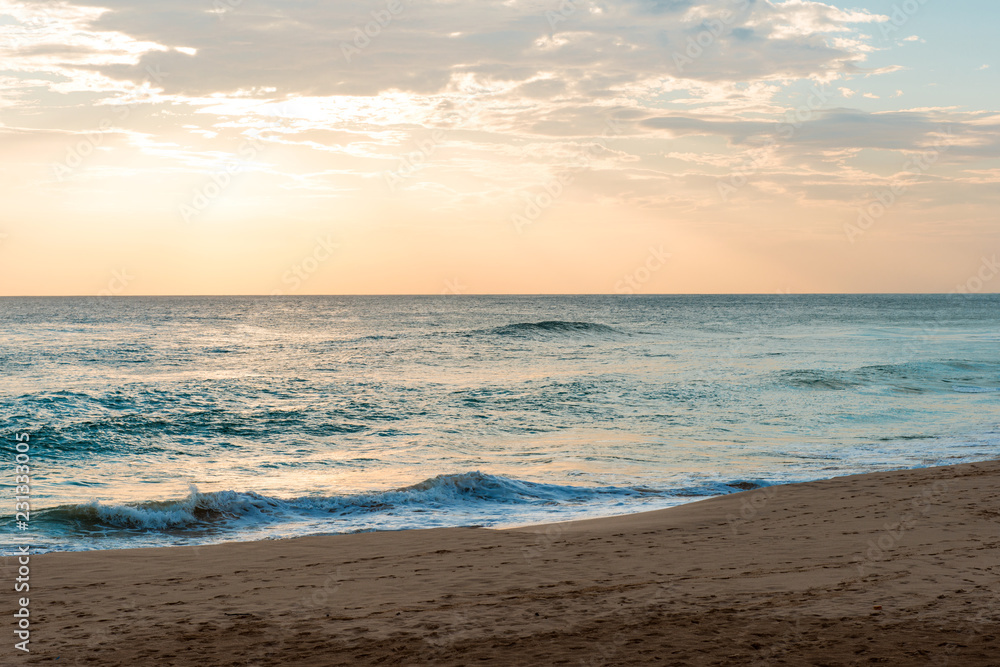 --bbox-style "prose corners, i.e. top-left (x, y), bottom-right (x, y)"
top-left (18, 459), bottom-right (994, 555)
top-left (8, 459), bottom-right (1000, 665)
